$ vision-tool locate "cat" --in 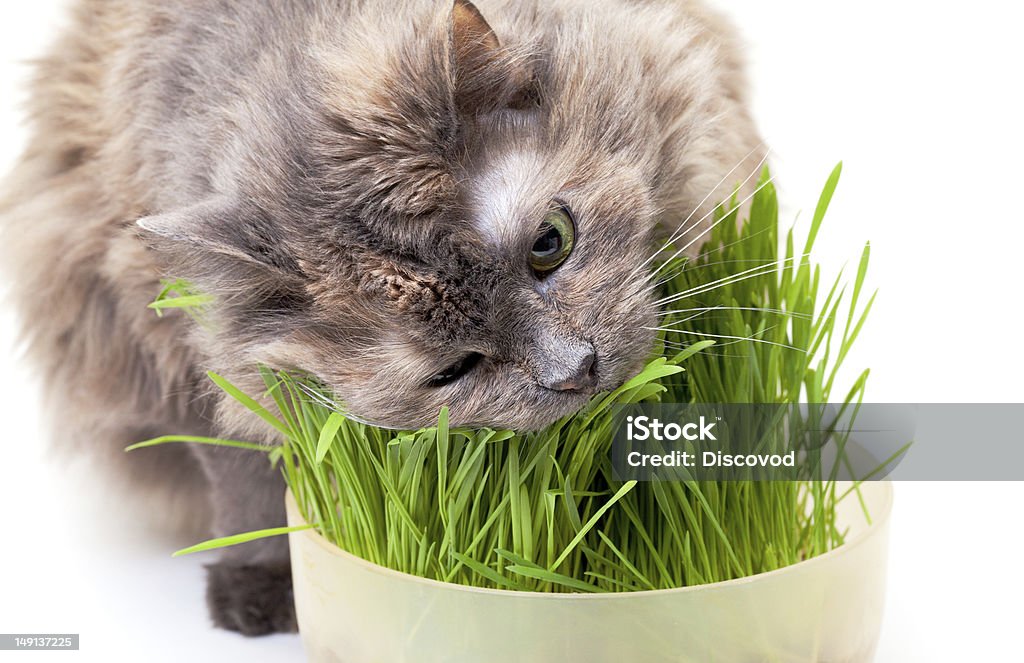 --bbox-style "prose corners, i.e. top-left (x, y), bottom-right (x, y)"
top-left (0, 0), bottom-right (763, 636)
